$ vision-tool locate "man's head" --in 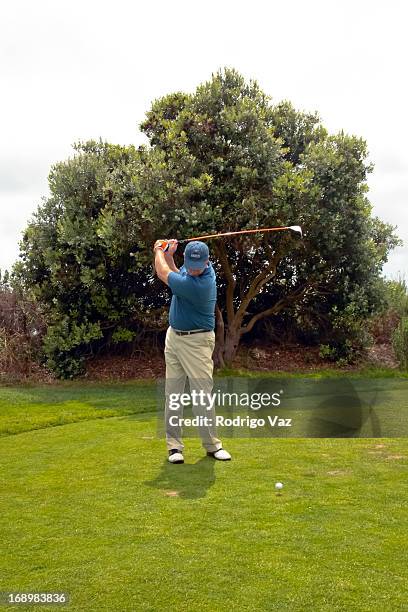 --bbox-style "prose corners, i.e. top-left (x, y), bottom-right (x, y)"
top-left (184, 241), bottom-right (209, 275)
